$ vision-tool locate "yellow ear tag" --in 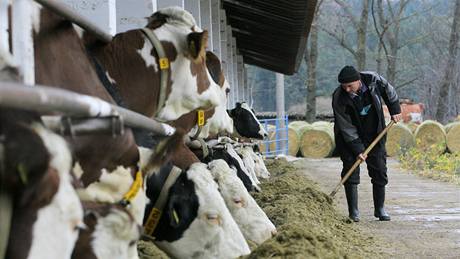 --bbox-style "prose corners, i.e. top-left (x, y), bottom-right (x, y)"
top-left (197, 110), bottom-right (205, 126)
top-left (159, 58), bottom-right (169, 69)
